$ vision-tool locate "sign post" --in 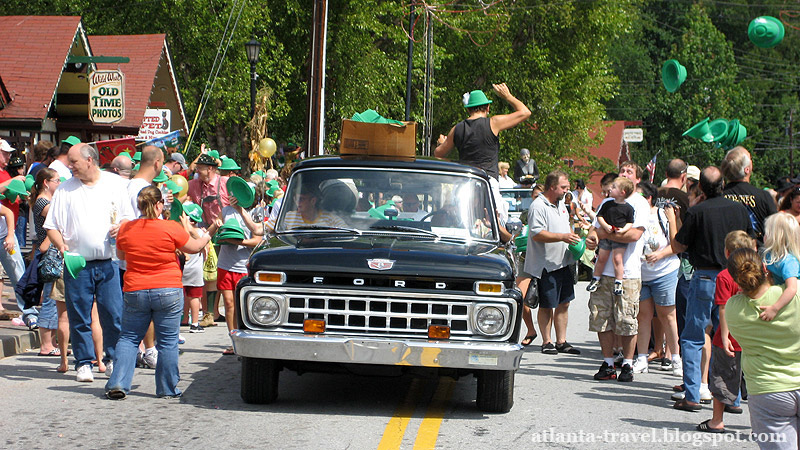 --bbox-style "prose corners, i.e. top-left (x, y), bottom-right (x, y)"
top-left (89, 70), bottom-right (124, 124)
